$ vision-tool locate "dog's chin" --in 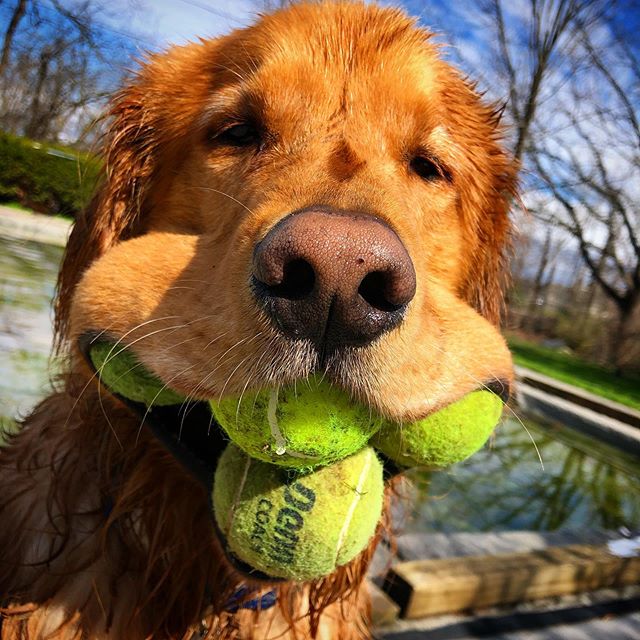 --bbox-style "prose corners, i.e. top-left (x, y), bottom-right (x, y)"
top-left (245, 334), bottom-right (368, 389)
top-left (258, 341), bottom-right (511, 423)
top-left (241, 334), bottom-right (387, 411)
